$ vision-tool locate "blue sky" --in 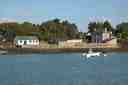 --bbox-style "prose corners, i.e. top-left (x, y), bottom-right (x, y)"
top-left (0, 0), bottom-right (128, 31)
